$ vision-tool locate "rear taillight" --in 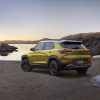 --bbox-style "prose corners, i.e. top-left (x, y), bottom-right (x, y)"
top-left (58, 49), bottom-right (72, 54)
